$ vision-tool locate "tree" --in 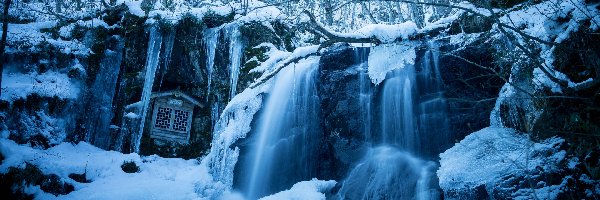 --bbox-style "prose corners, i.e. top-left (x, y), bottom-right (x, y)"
top-left (1, 0), bottom-right (11, 97)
